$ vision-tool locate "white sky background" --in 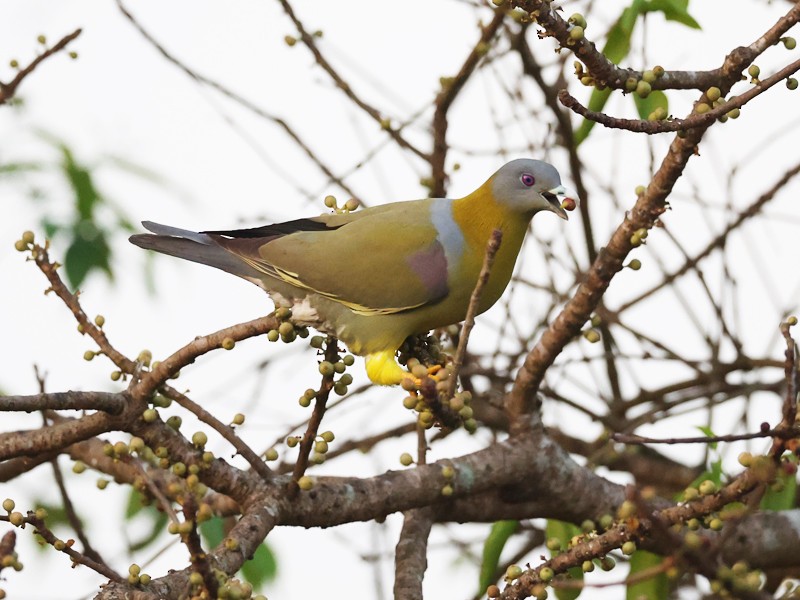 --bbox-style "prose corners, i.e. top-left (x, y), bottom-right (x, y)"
top-left (1, 1), bottom-right (799, 599)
